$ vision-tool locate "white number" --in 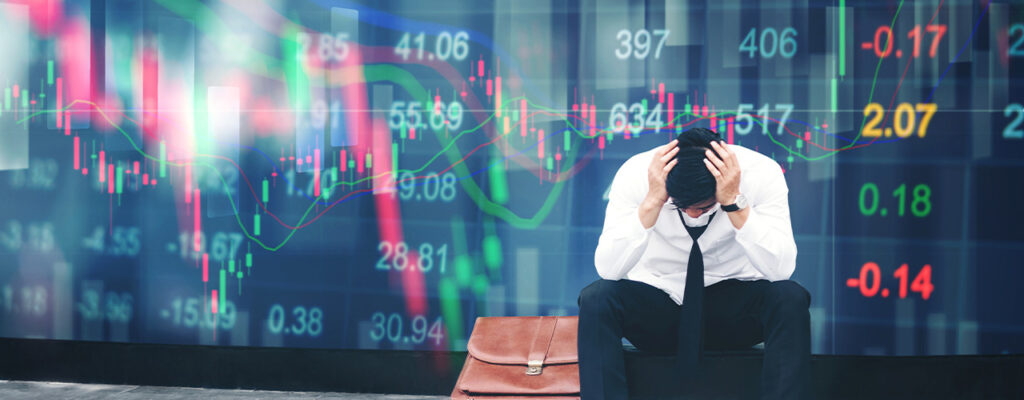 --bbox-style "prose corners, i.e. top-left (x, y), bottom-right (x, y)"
top-left (179, 231), bottom-right (241, 262)
top-left (615, 29), bottom-right (670, 60)
top-left (440, 173), bottom-right (457, 202)
top-left (392, 242), bottom-right (408, 271)
top-left (387, 313), bottom-right (402, 342)
top-left (396, 31), bottom-right (469, 61)
top-left (11, 158), bottom-right (59, 190)
top-left (774, 104), bottom-right (794, 136)
top-left (377, 241), bottom-right (449, 273)
top-left (391, 101), bottom-right (445, 131)
top-left (317, 33), bottom-right (349, 61)
top-left (411, 316), bottom-right (427, 343)
top-left (609, 103), bottom-right (628, 132)
top-left (740, 27), bottom-right (797, 59)
top-left (609, 102), bottom-right (662, 133)
top-left (395, 33), bottom-right (411, 60)
top-left (369, 313), bottom-right (443, 346)
top-left (370, 312), bottom-right (385, 341)
top-left (104, 292), bottom-right (131, 322)
top-left (333, 33), bottom-right (350, 60)
top-left (780, 27), bottom-right (798, 58)
top-left (452, 31), bottom-right (469, 60)
top-left (185, 298), bottom-right (200, 327)
top-left (397, 171), bottom-right (457, 202)
top-left (298, 32), bottom-right (349, 62)
top-left (428, 101), bottom-right (464, 131)
top-left (423, 174), bottom-right (440, 201)
top-left (646, 103), bottom-right (664, 128)
top-left (376, 241), bottom-right (392, 270)
top-left (734, 103), bottom-right (793, 136)
top-left (308, 307), bottom-right (323, 336)
top-left (615, 30), bottom-right (632, 59)
top-left (429, 317), bottom-right (444, 345)
top-left (110, 226), bottom-right (141, 256)
top-left (736, 104), bottom-right (755, 135)
top-left (435, 31), bottom-right (453, 60)
top-left (633, 29), bottom-right (651, 59)
top-left (429, 103), bottom-right (447, 131)
top-left (1, 221), bottom-right (56, 252)
top-left (268, 304), bottom-right (285, 334)
top-left (447, 102), bottom-right (464, 130)
top-left (292, 306), bottom-right (307, 335)
top-left (419, 243), bottom-right (434, 272)
top-left (627, 103), bottom-right (645, 132)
